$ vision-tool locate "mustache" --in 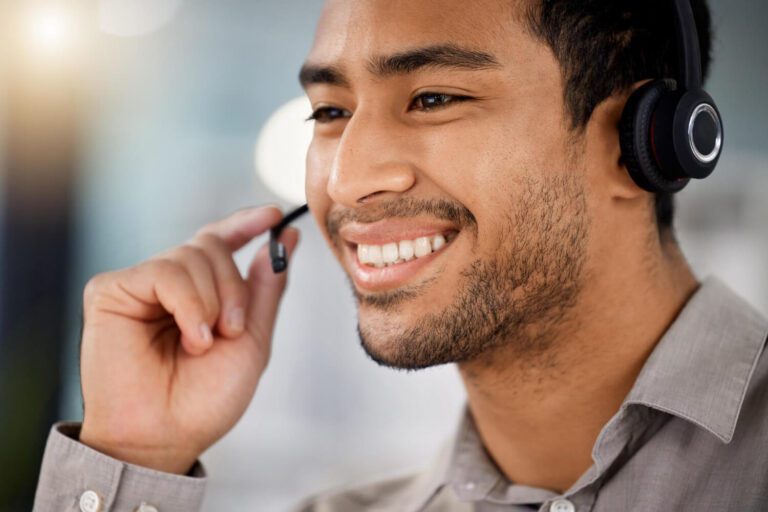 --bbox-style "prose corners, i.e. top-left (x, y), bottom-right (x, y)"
top-left (326, 197), bottom-right (477, 241)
